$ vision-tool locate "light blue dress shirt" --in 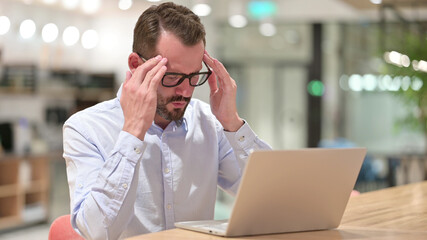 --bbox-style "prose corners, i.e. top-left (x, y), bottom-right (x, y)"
top-left (63, 86), bottom-right (272, 240)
